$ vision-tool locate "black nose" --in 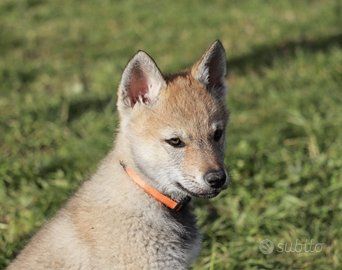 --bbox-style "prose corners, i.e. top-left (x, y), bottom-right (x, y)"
top-left (204, 169), bottom-right (226, 189)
